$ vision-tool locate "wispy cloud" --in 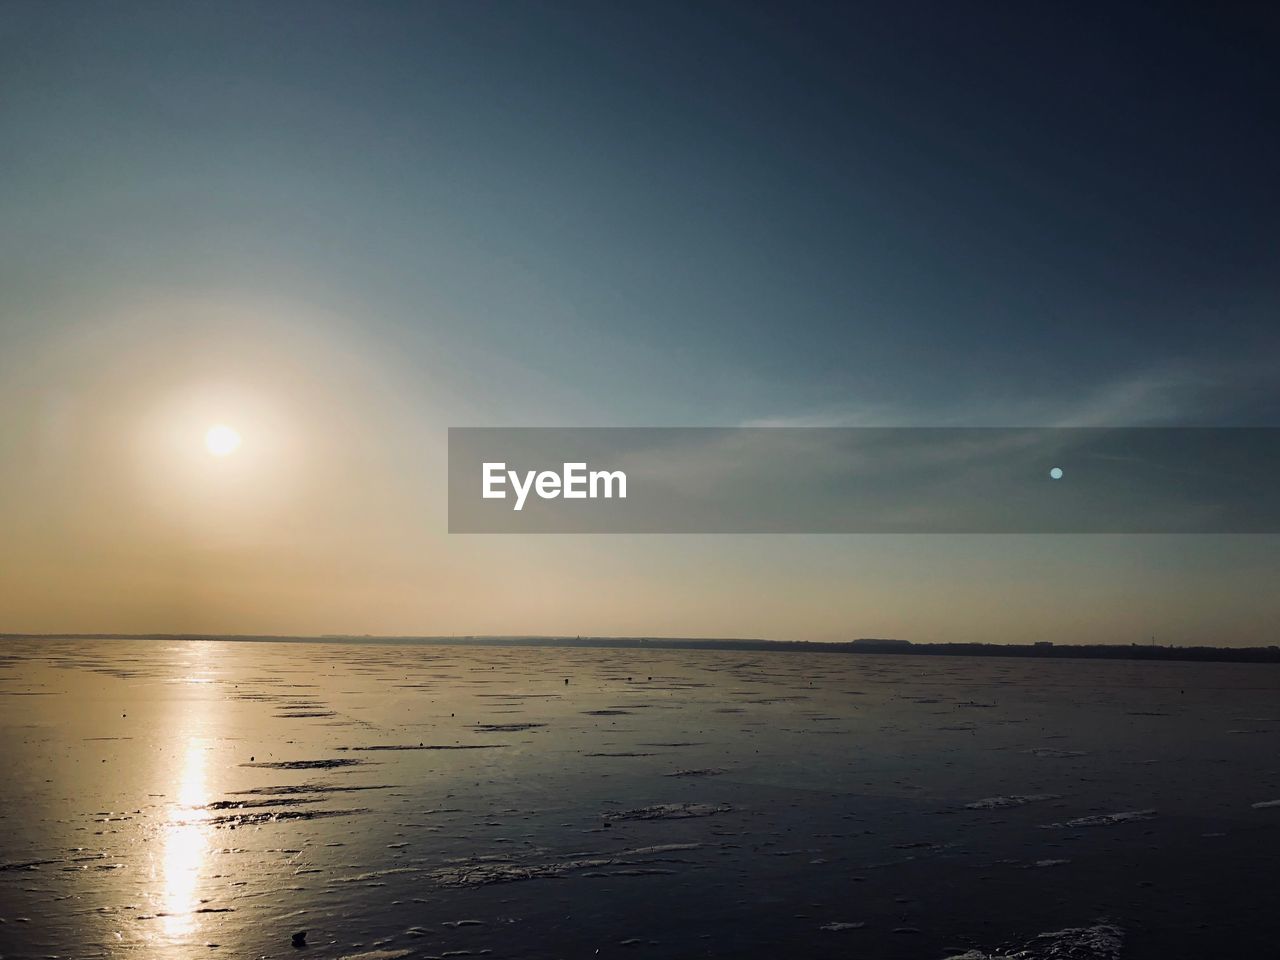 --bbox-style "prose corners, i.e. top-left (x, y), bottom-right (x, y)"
top-left (742, 357), bottom-right (1275, 429)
